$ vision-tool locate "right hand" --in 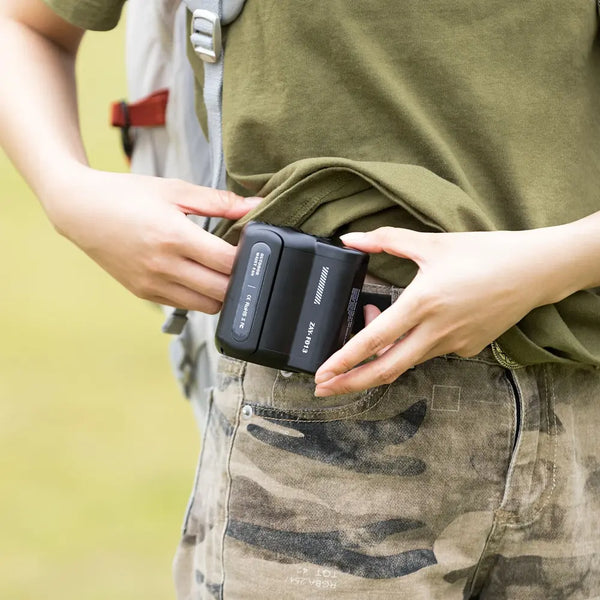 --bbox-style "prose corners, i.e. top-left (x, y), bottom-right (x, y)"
top-left (48, 167), bottom-right (262, 313)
